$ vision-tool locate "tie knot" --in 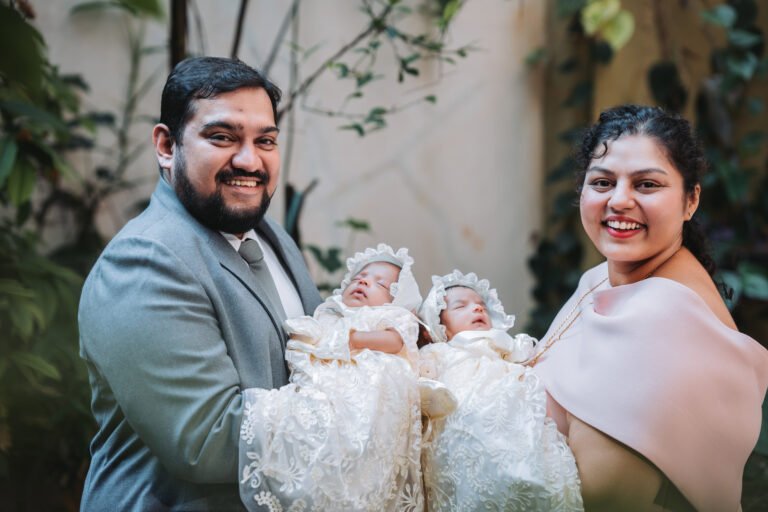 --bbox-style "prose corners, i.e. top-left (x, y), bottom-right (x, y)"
top-left (239, 238), bottom-right (265, 265)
